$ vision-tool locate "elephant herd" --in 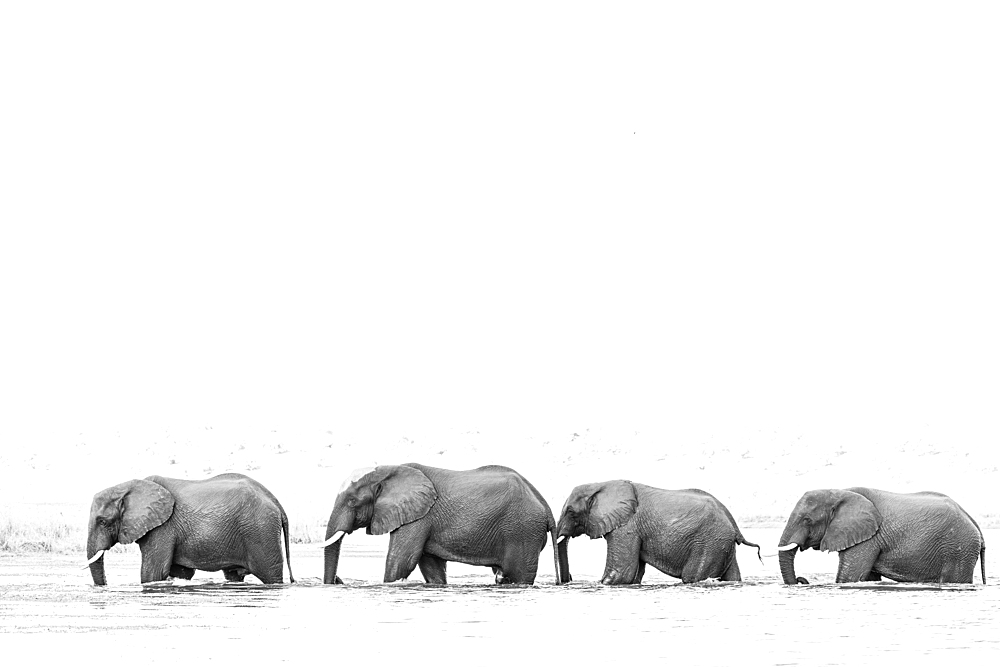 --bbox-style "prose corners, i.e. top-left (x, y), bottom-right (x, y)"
top-left (85, 463), bottom-right (987, 588)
